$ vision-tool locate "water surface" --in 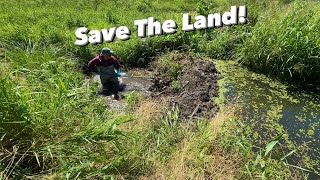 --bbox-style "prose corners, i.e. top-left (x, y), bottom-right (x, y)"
top-left (215, 60), bottom-right (320, 174)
